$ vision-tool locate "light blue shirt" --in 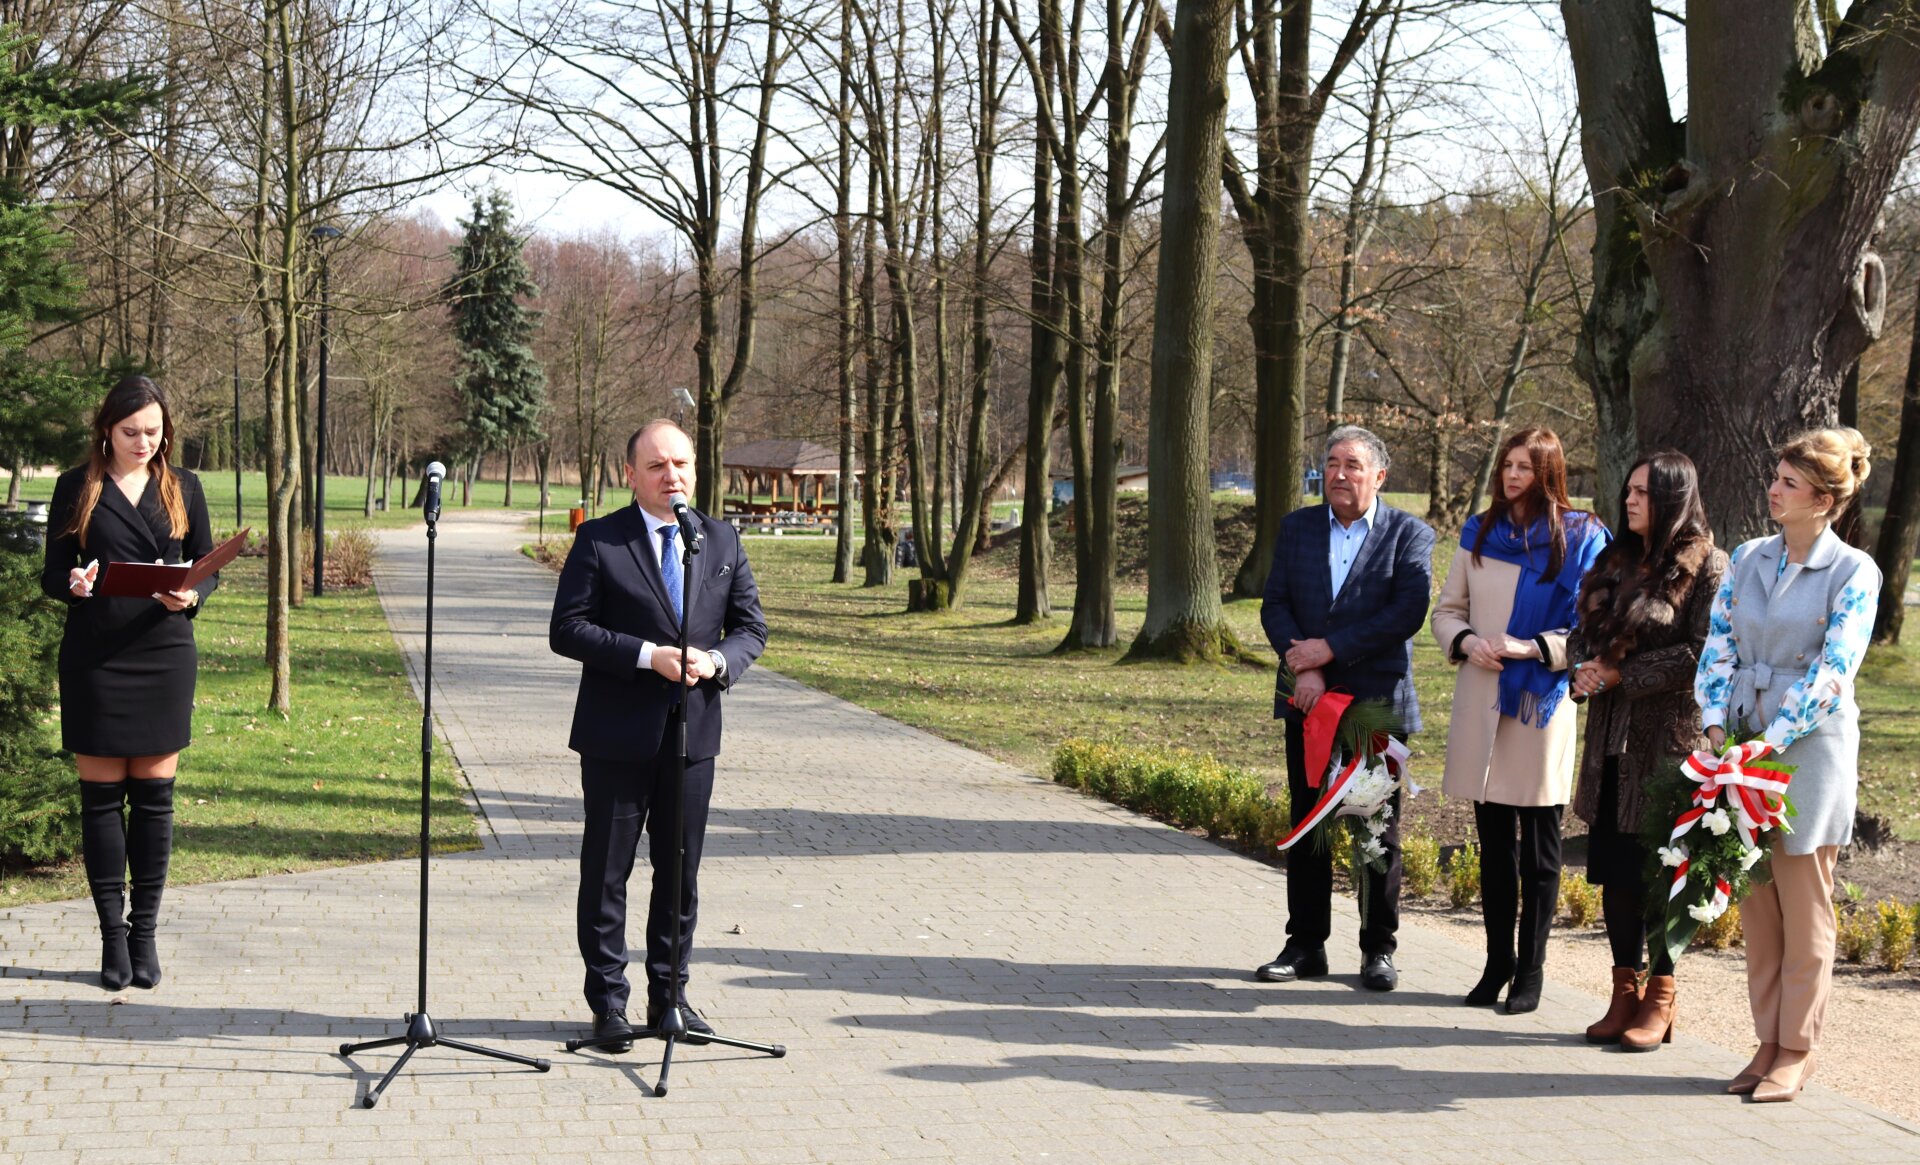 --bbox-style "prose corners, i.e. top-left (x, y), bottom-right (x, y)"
top-left (1328, 497), bottom-right (1378, 600)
